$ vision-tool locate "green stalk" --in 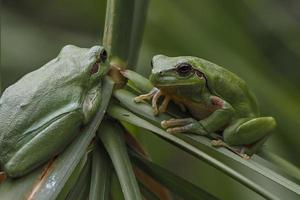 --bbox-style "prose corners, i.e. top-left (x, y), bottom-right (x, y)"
top-left (128, 0), bottom-right (149, 67)
top-left (103, 0), bottom-right (134, 68)
top-left (102, 0), bottom-right (149, 70)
